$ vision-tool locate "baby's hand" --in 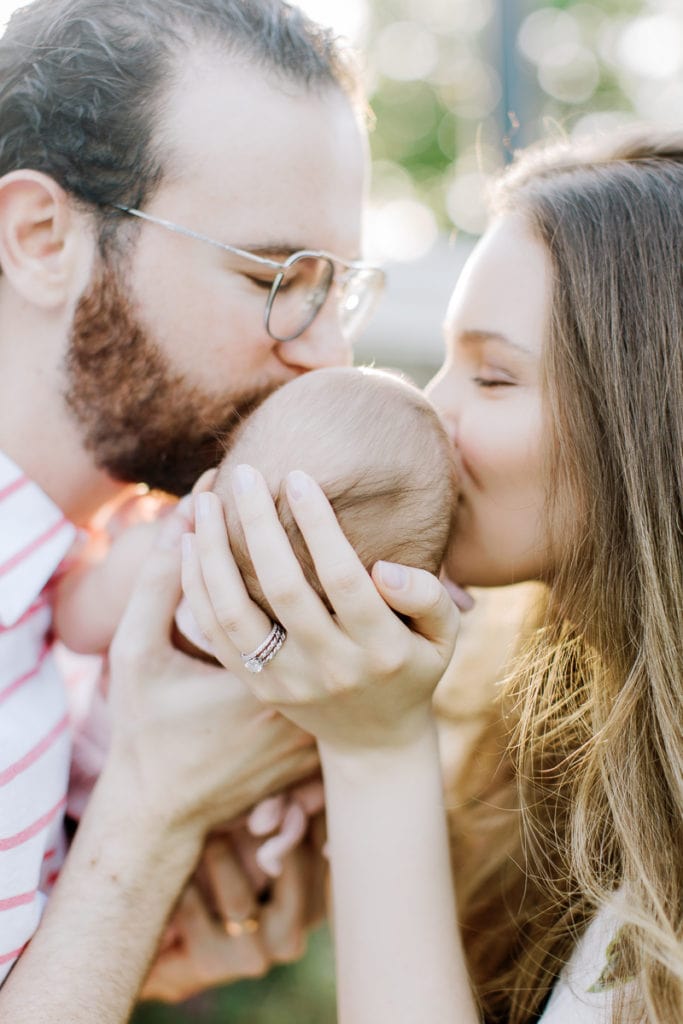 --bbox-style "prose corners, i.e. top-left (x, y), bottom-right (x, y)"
top-left (182, 468), bottom-right (459, 756)
top-left (248, 777), bottom-right (325, 878)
